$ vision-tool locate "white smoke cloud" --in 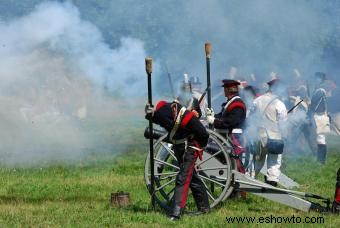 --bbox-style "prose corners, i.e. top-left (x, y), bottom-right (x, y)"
top-left (0, 1), bottom-right (153, 166)
top-left (0, 1), bottom-right (151, 95)
top-left (0, 0), bottom-right (338, 165)
top-left (90, 0), bottom-right (338, 111)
